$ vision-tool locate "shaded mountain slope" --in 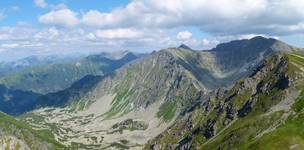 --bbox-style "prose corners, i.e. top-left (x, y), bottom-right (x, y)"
top-left (0, 85), bottom-right (41, 115)
top-left (35, 75), bottom-right (104, 108)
